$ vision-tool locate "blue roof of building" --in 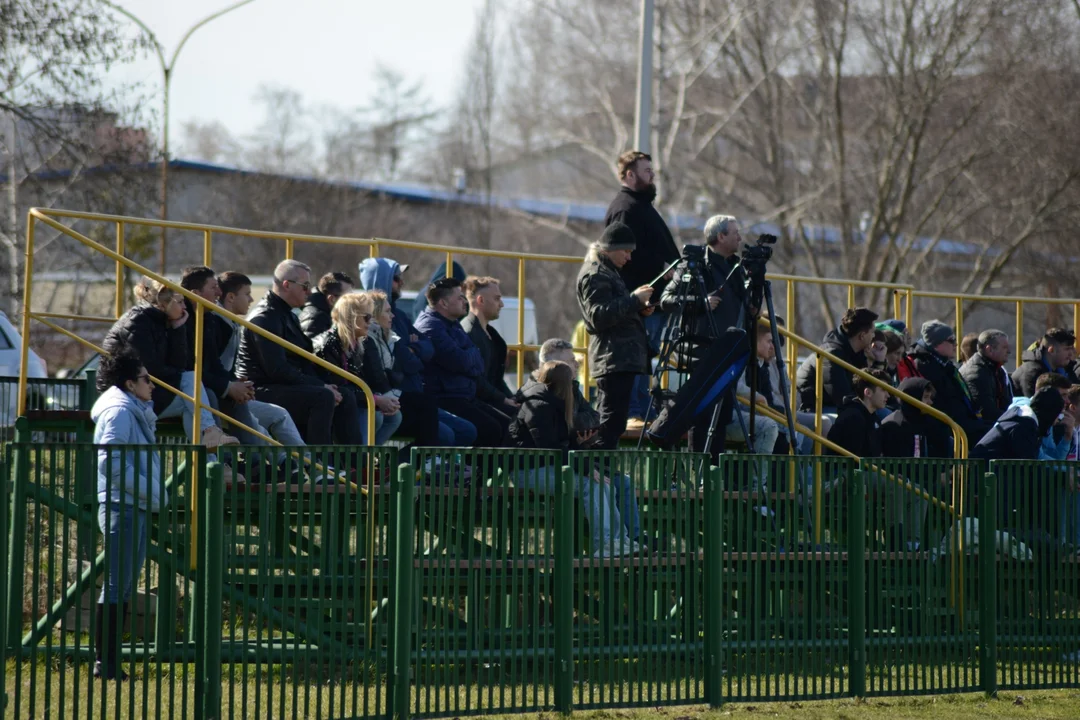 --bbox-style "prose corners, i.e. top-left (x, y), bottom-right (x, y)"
top-left (15, 157), bottom-right (988, 257)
